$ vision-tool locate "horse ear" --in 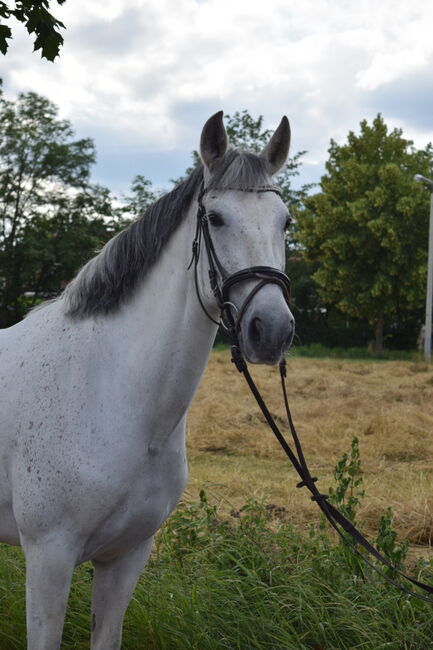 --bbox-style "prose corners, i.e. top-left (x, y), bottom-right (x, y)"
top-left (261, 116), bottom-right (291, 175)
top-left (200, 111), bottom-right (228, 171)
